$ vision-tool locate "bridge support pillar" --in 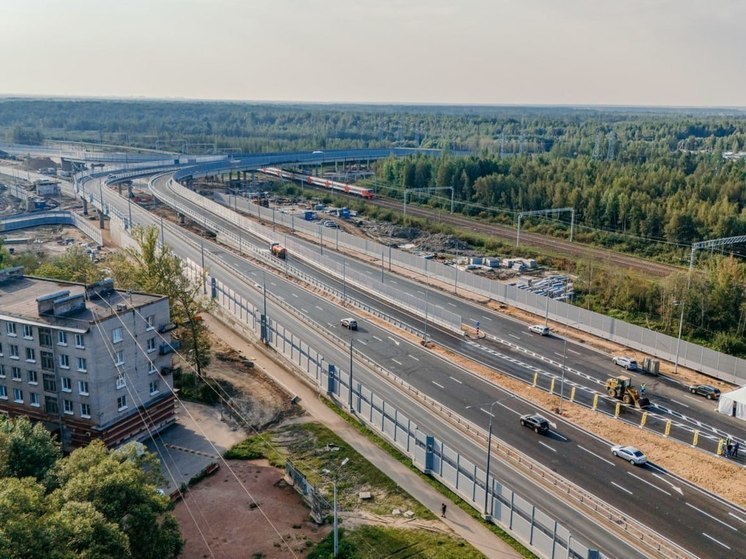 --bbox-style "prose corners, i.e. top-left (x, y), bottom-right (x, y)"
top-left (81, 198), bottom-right (88, 215)
top-left (98, 210), bottom-right (105, 229)
top-left (178, 213), bottom-right (185, 225)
